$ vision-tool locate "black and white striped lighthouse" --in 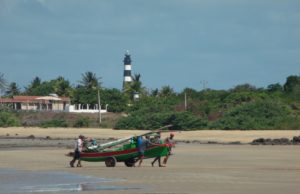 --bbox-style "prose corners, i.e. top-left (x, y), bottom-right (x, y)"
top-left (123, 51), bottom-right (132, 90)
